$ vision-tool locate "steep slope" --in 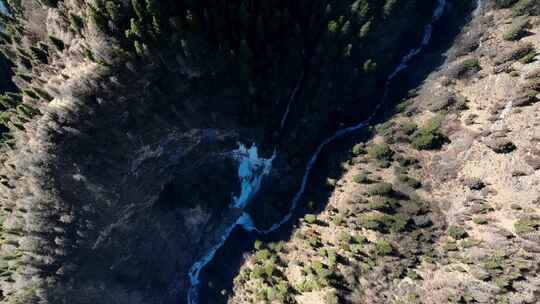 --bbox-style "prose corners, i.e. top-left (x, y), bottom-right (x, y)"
top-left (0, 1), bottom-right (450, 304)
top-left (228, 2), bottom-right (540, 303)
